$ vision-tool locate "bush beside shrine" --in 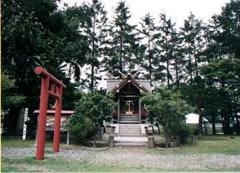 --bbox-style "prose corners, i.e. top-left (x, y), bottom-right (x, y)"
top-left (68, 92), bottom-right (115, 144)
